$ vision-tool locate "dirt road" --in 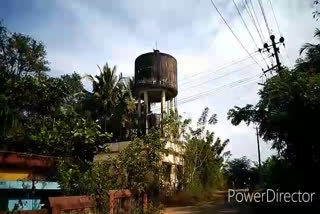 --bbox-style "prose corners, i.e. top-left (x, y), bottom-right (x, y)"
top-left (163, 192), bottom-right (253, 214)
